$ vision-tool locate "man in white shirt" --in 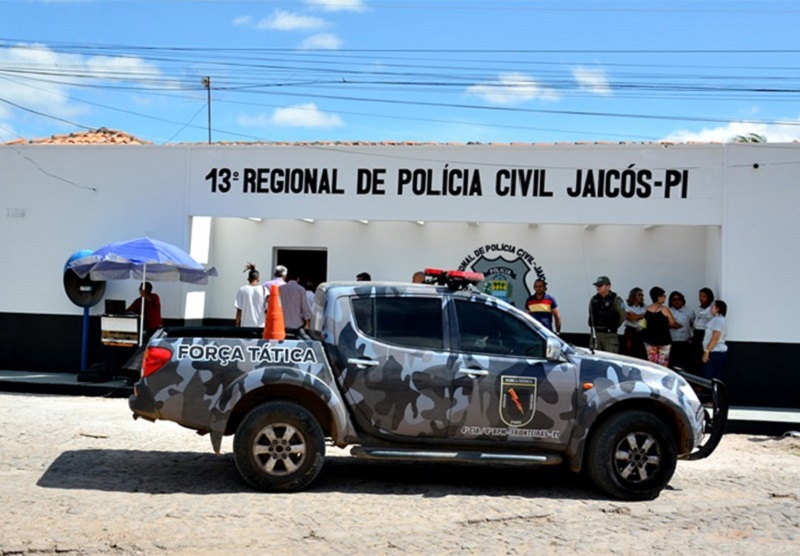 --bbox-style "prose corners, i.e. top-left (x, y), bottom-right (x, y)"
top-left (235, 265), bottom-right (267, 327)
